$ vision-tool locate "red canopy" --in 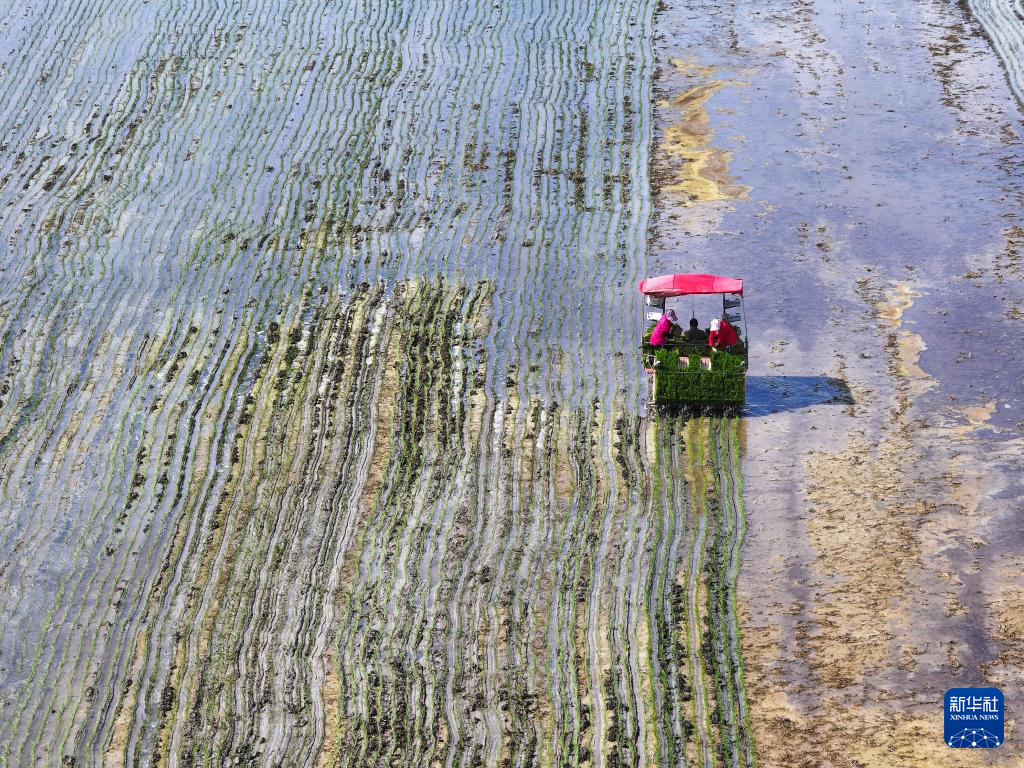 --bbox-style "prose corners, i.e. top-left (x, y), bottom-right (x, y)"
top-left (638, 273), bottom-right (743, 297)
